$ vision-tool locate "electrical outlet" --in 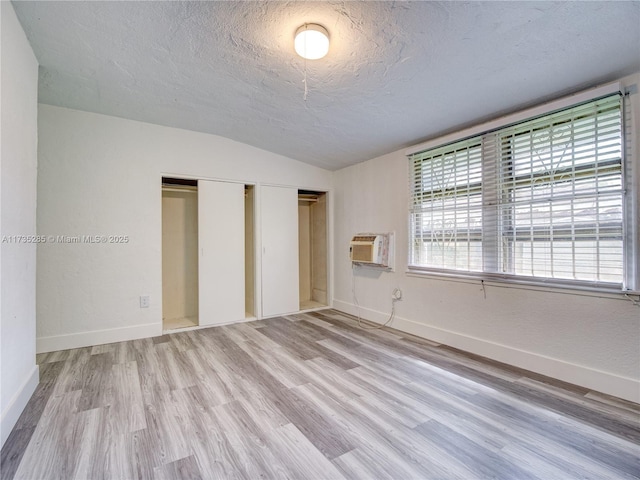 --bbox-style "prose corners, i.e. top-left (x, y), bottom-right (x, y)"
top-left (140, 295), bottom-right (150, 308)
top-left (392, 288), bottom-right (402, 300)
